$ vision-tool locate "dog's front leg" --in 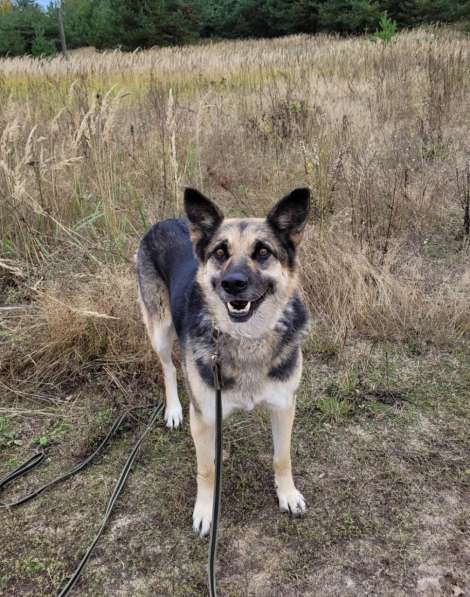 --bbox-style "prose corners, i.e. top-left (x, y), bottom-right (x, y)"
top-left (190, 403), bottom-right (215, 537)
top-left (270, 399), bottom-right (306, 517)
